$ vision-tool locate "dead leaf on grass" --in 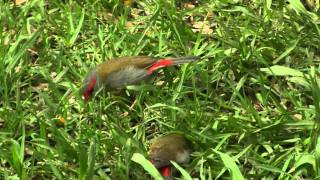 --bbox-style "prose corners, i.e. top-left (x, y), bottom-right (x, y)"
top-left (184, 3), bottom-right (195, 9)
top-left (192, 21), bottom-right (214, 35)
top-left (15, 0), bottom-right (28, 5)
top-left (123, 0), bottom-right (134, 6)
